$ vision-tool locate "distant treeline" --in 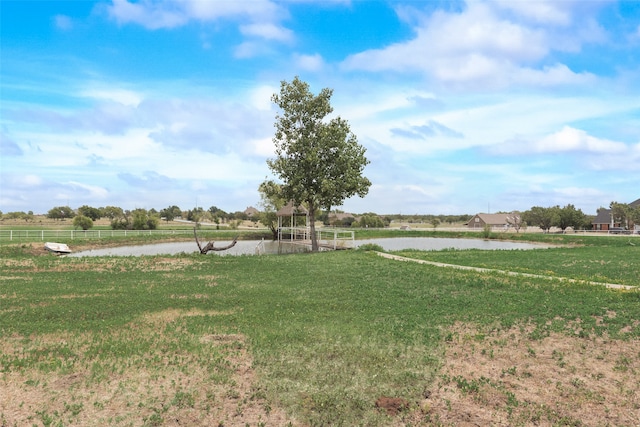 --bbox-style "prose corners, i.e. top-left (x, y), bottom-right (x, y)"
top-left (383, 214), bottom-right (473, 224)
